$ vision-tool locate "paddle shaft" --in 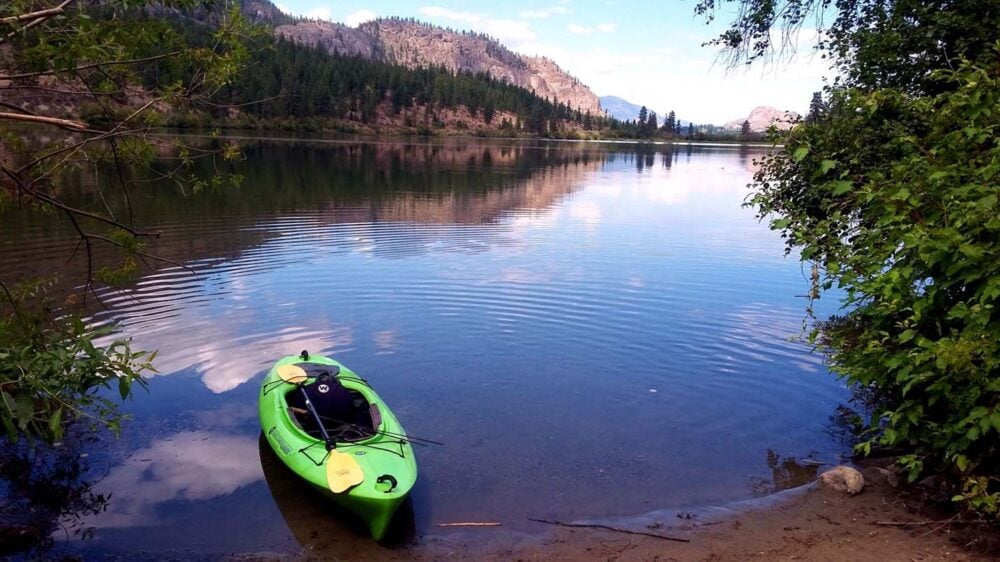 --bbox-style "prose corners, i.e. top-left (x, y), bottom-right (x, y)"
top-left (299, 385), bottom-right (336, 450)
